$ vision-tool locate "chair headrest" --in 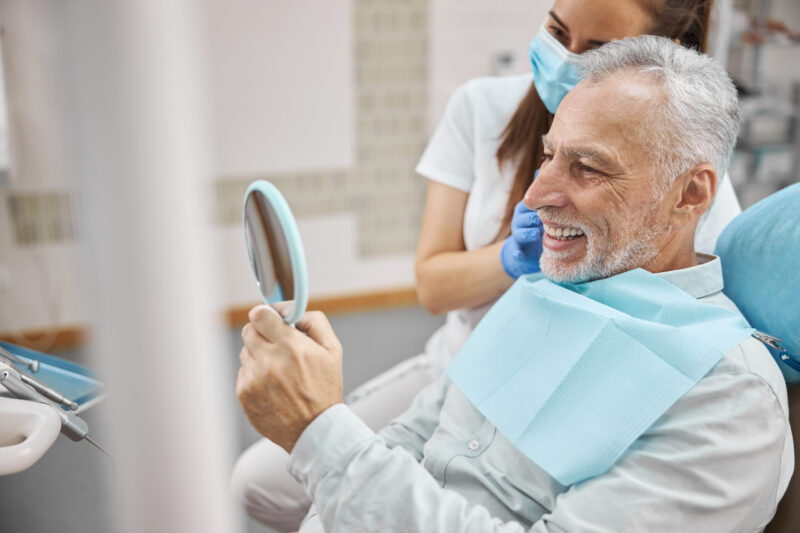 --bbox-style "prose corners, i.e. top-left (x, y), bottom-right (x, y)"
top-left (715, 183), bottom-right (800, 385)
